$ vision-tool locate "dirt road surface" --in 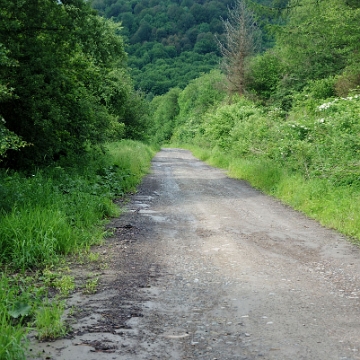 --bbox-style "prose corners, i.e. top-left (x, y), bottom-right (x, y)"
top-left (31, 148), bottom-right (360, 360)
